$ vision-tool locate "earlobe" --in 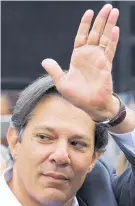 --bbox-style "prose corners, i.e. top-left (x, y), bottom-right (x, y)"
top-left (94, 152), bottom-right (102, 160)
top-left (88, 152), bottom-right (102, 172)
top-left (7, 127), bottom-right (20, 160)
top-left (88, 163), bottom-right (94, 172)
